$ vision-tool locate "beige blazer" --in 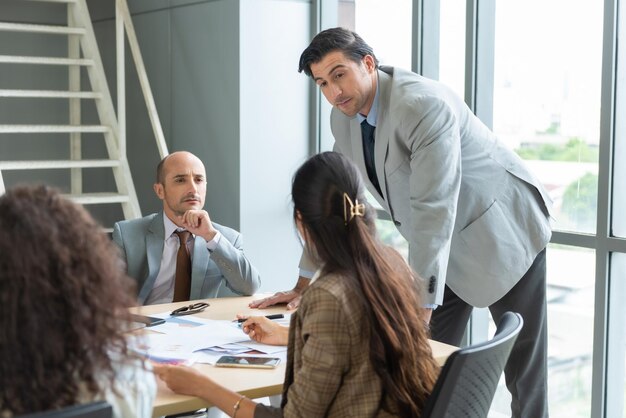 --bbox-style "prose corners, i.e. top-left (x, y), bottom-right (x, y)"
top-left (303, 67), bottom-right (552, 307)
top-left (255, 272), bottom-right (401, 418)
